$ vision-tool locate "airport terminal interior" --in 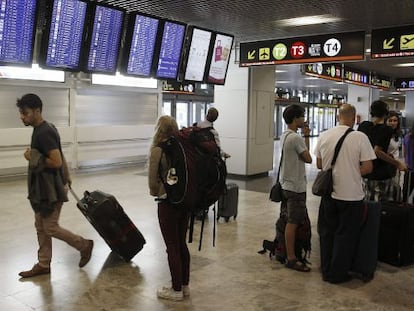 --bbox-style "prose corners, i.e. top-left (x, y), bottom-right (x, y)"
top-left (2, 0), bottom-right (414, 310)
top-left (1, 140), bottom-right (414, 311)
